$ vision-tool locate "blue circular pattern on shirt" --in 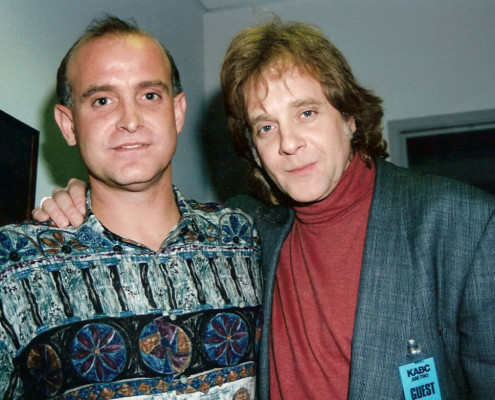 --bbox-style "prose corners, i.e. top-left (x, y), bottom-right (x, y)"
top-left (203, 312), bottom-right (249, 366)
top-left (70, 323), bottom-right (126, 382)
